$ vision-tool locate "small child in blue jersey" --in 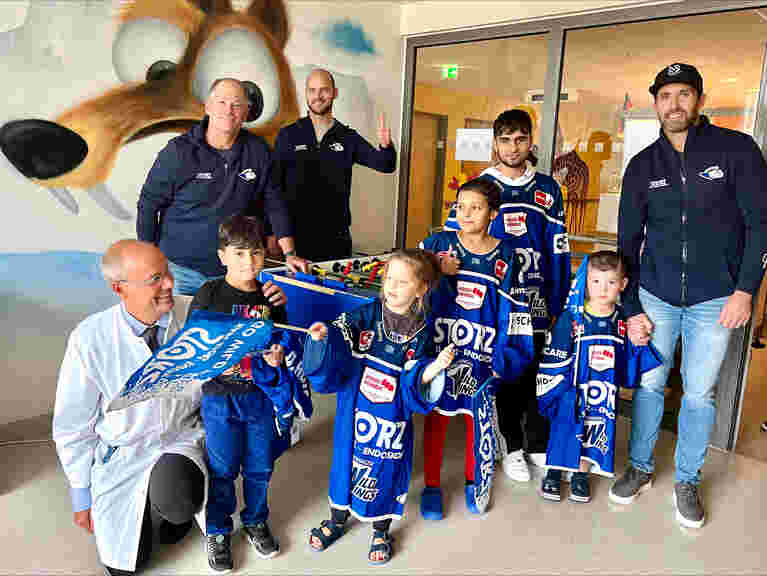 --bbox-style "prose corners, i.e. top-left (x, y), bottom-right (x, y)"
top-left (303, 249), bottom-right (456, 565)
top-left (536, 251), bottom-right (661, 503)
top-left (419, 178), bottom-right (534, 518)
